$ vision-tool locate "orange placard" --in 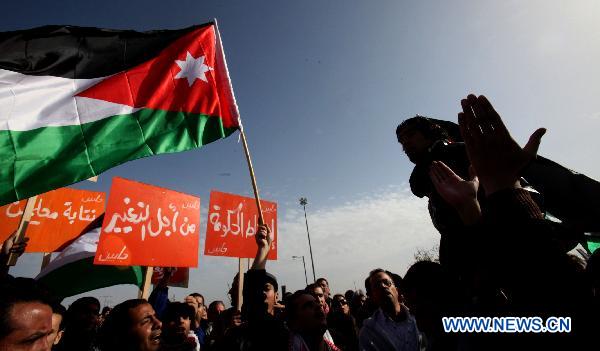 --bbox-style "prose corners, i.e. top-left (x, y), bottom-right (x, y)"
top-left (151, 267), bottom-right (190, 288)
top-left (94, 177), bottom-right (200, 267)
top-left (204, 190), bottom-right (277, 259)
top-left (0, 188), bottom-right (105, 252)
